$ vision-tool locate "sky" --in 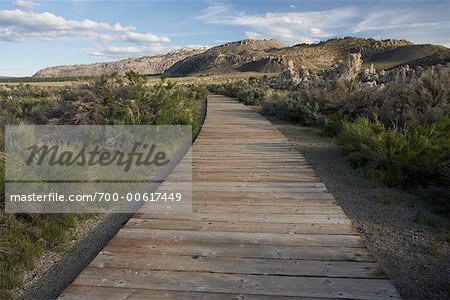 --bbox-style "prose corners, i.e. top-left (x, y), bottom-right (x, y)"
top-left (0, 0), bottom-right (449, 76)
